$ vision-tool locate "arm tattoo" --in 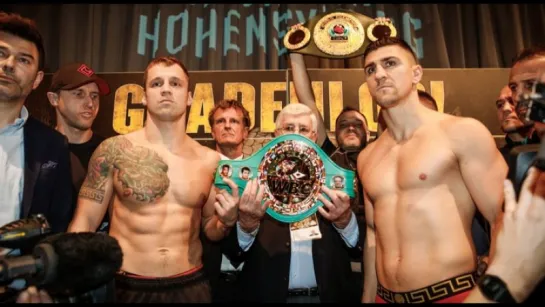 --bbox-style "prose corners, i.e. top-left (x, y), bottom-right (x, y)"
top-left (79, 137), bottom-right (131, 203)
